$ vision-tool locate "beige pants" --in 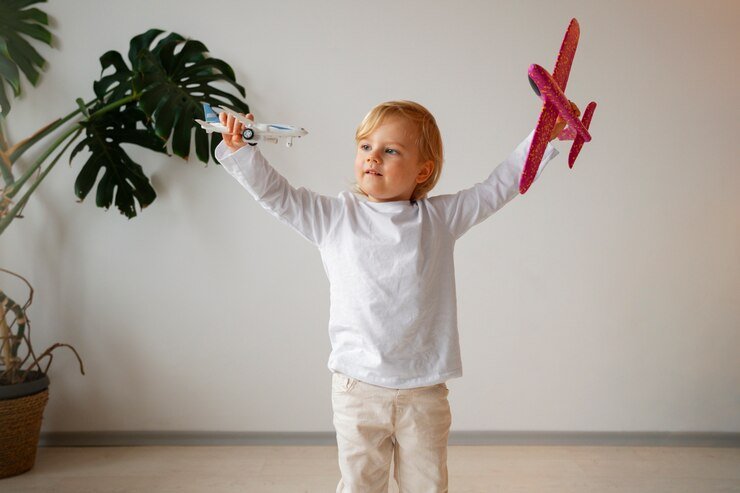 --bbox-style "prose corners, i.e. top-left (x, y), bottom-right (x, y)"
top-left (331, 372), bottom-right (452, 493)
